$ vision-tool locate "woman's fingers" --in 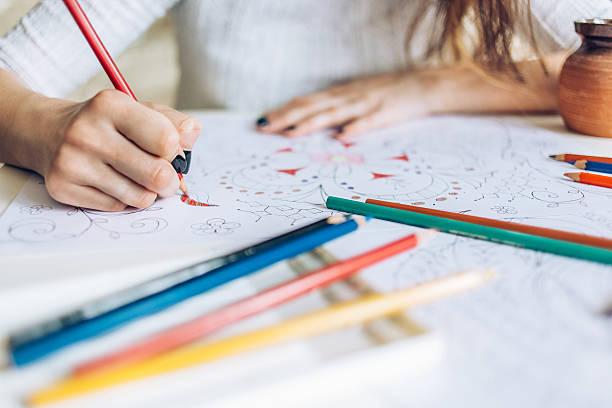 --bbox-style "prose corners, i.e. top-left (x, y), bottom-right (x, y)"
top-left (283, 98), bottom-right (377, 137)
top-left (46, 182), bottom-right (126, 212)
top-left (142, 102), bottom-right (202, 149)
top-left (259, 93), bottom-right (342, 133)
top-left (60, 154), bottom-right (157, 209)
top-left (103, 131), bottom-right (179, 197)
top-left (87, 90), bottom-right (181, 161)
top-left (337, 110), bottom-right (389, 139)
top-left (86, 163), bottom-right (158, 209)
